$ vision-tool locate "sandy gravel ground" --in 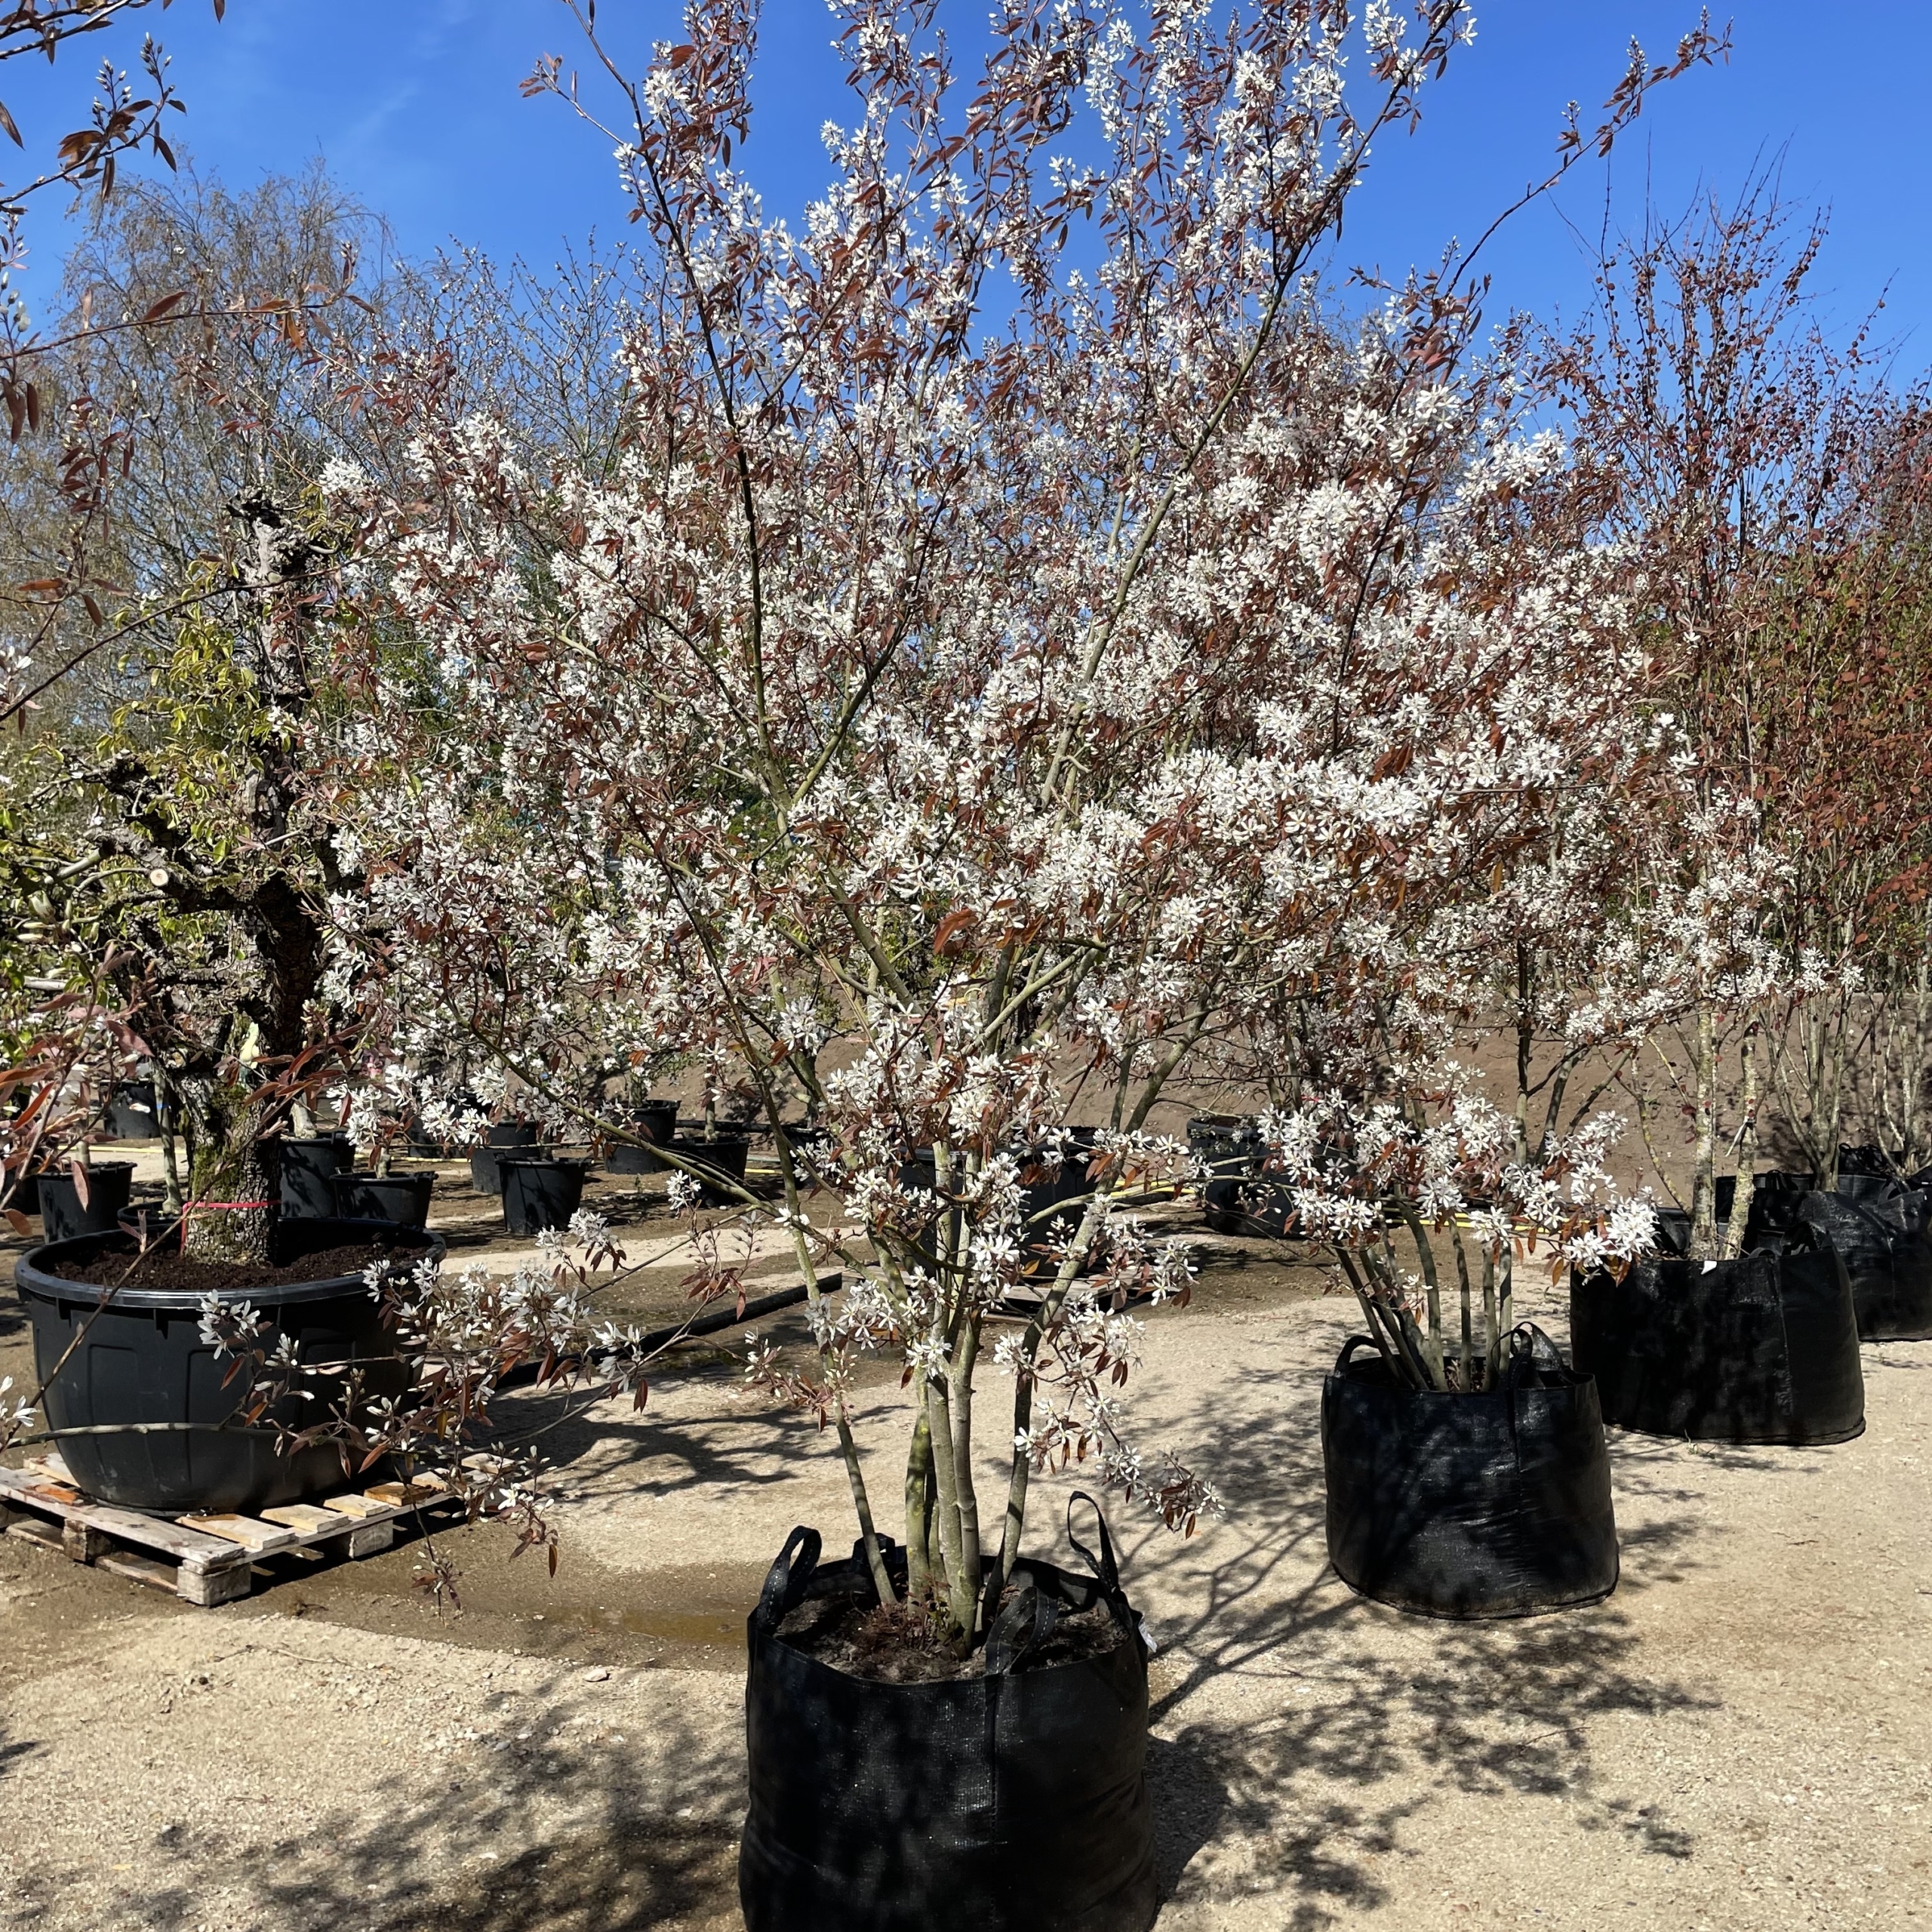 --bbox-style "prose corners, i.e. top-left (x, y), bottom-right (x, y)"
top-left (2, 1165), bottom-right (1929, 1931)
